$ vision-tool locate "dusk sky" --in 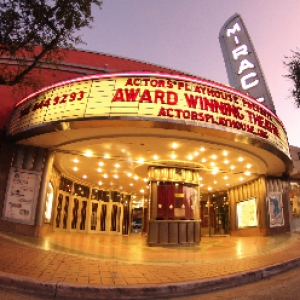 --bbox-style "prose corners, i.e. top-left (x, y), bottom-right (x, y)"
top-left (79, 0), bottom-right (300, 147)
